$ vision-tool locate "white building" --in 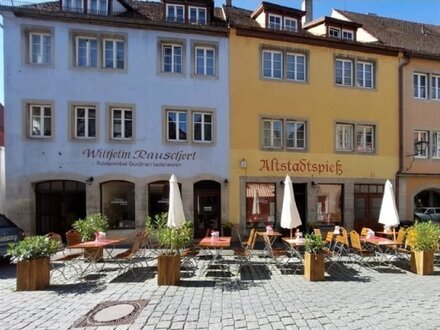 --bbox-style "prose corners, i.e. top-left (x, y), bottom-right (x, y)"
top-left (1, 0), bottom-right (229, 238)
